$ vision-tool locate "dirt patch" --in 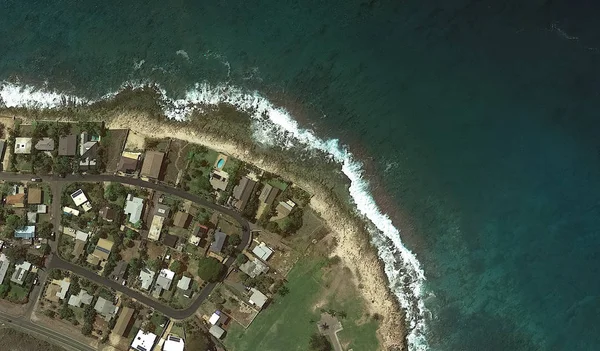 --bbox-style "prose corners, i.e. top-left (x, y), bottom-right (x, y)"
top-left (123, 130), bottom-right (145, 151)
top-left (104, 129), bottom-right (129, 172)
top-left (0, 328), bottom-right (65, 351)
